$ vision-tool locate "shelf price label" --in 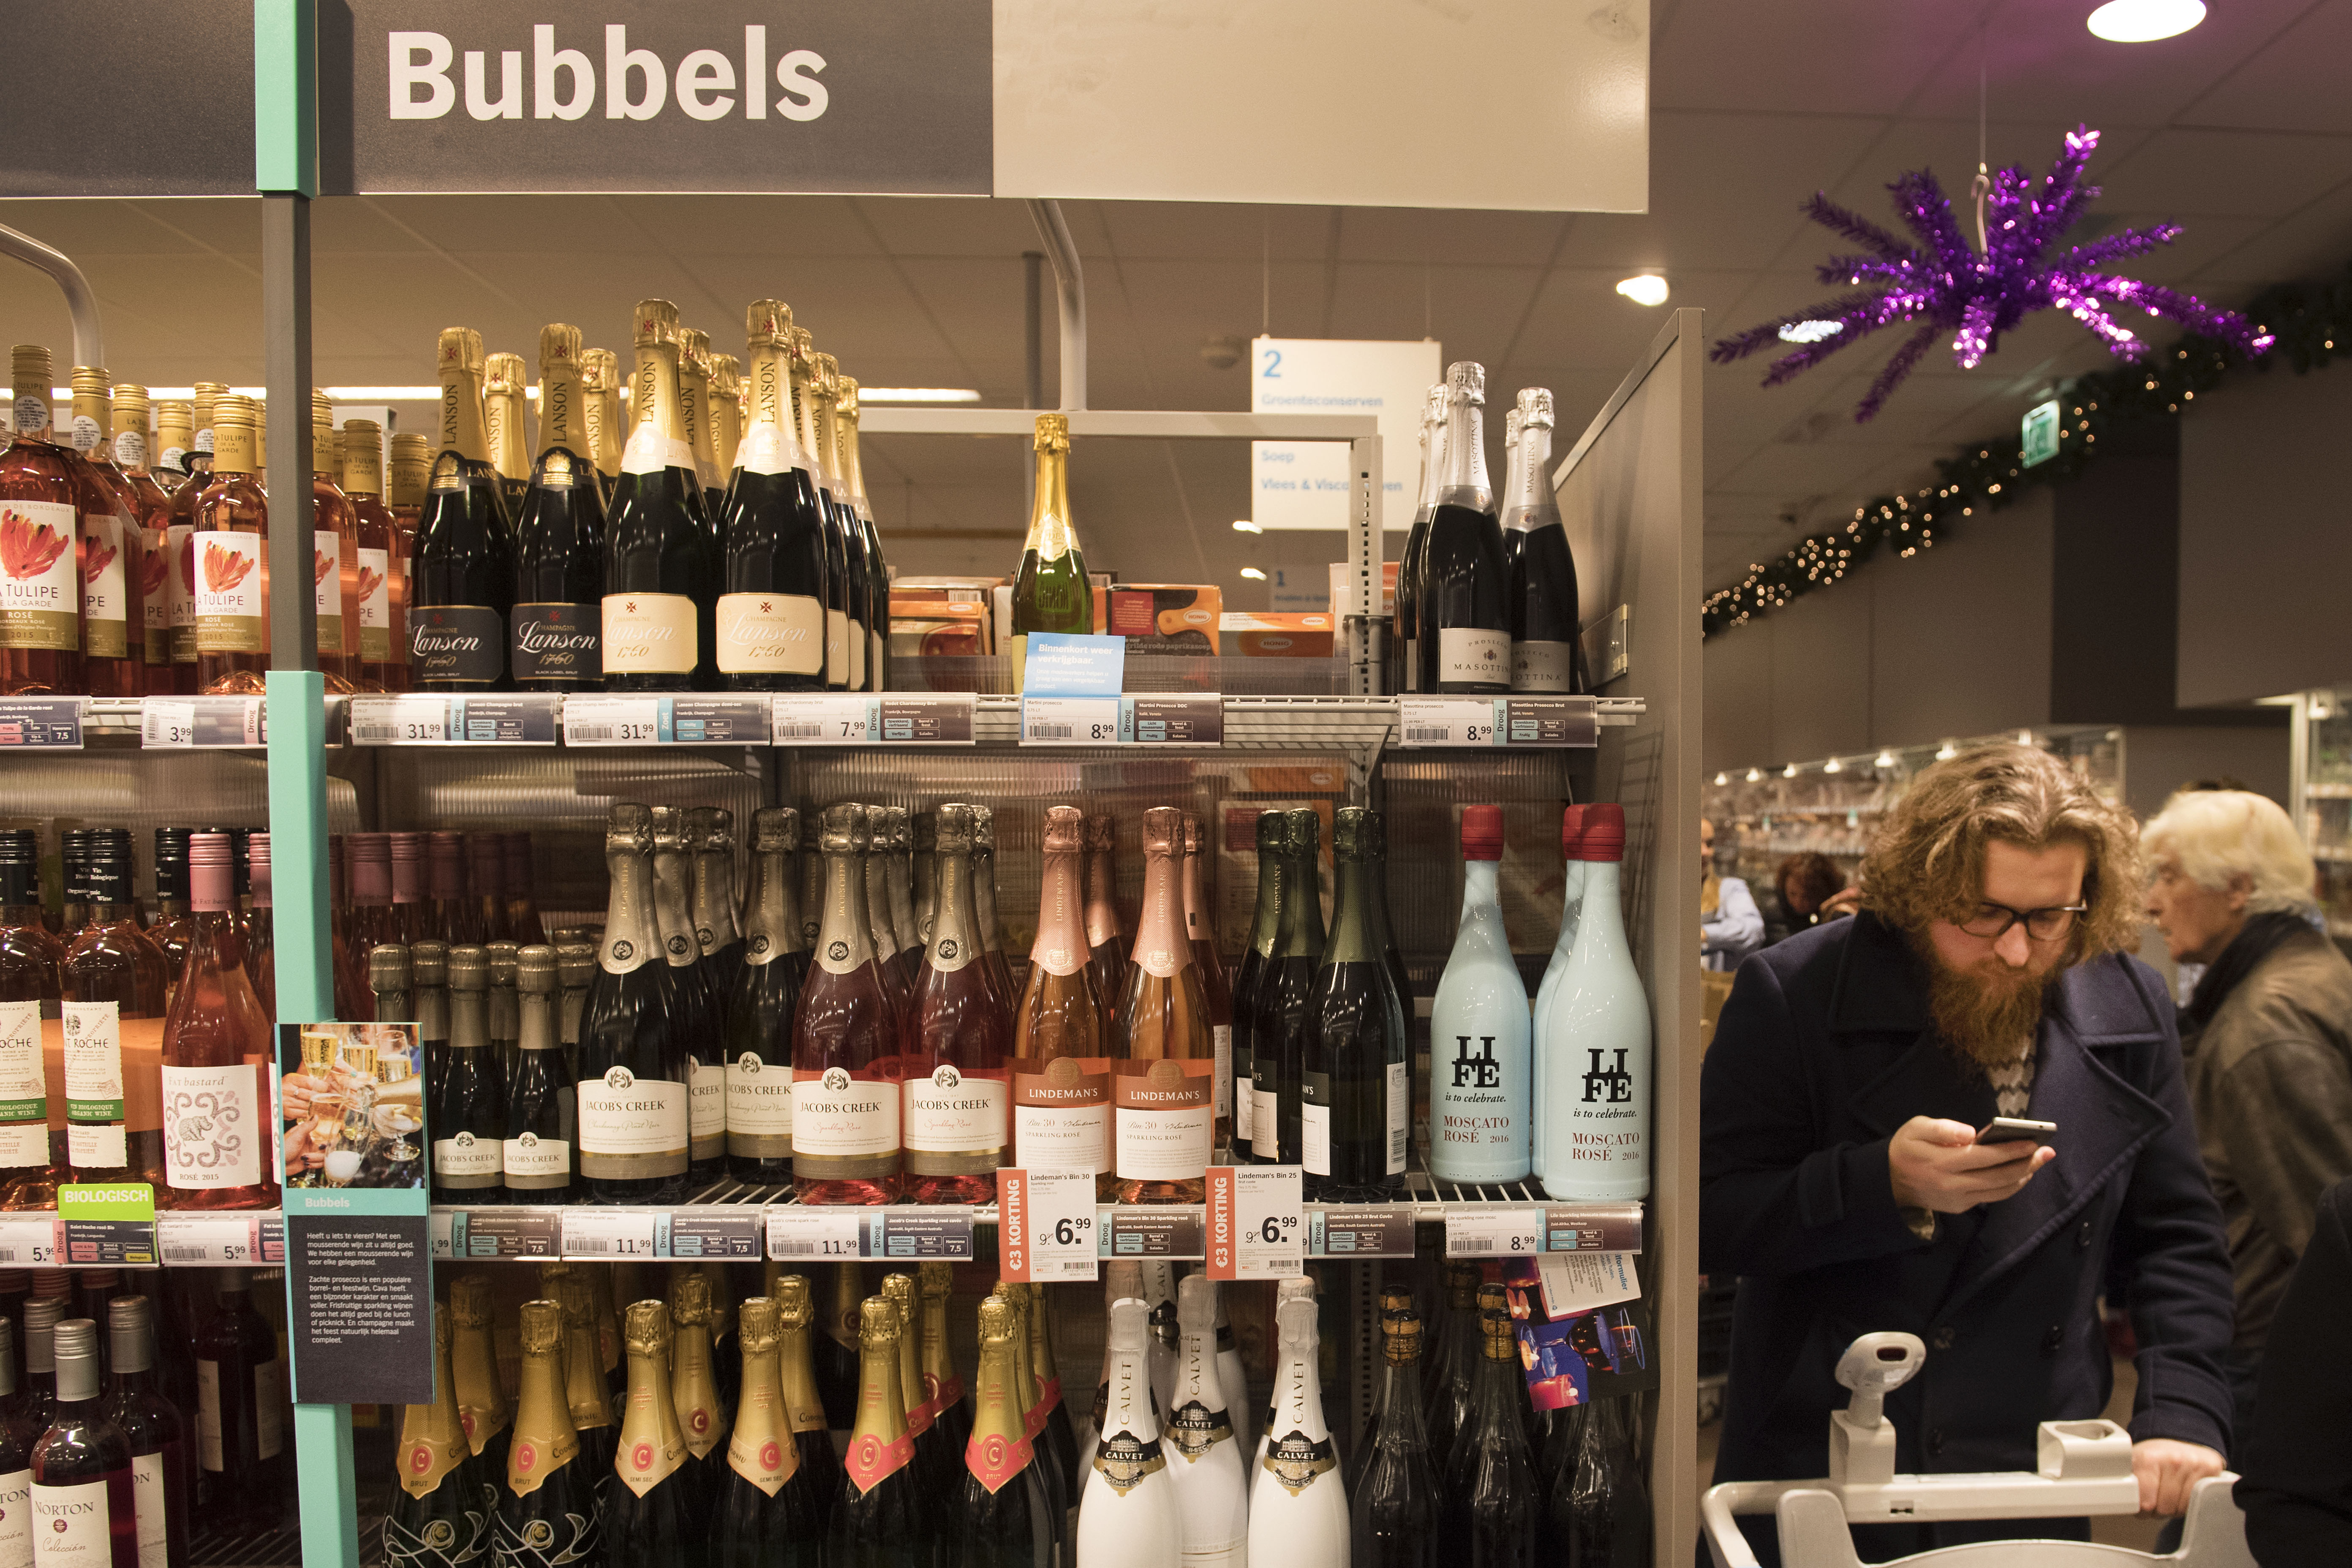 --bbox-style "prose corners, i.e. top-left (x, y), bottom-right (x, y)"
top-left (1309, 1205), bottom-right (1415, 1258)
top-left (351, 695), bottom-right (563, 746)
top-left (1020, 695), bottom-right (1122, 746)
top-left (0, 698), bottom-right (84, 749)
top-left (564, 695), bottom-right (771, 746)
top-left (0, 1217), bottom-right (57, 1267)
top-left (1102, 1208), bottom-right (1204, 1259)
top-left (142, 696), bottom-right (266, 749)
top-left (1206, 1165), bottom-right (1303, 1280)
top-left (773, 694), bottom-right (977, 746)
top-left (1126, 694), bottom-right (1222, 746)
top-left (1443, 1206), bottom-right (1544, 1259)
top-left (437, 1208), bottom-right (559, 1259)
top-left (560, 1208), bottom-right (667, 1259)
top-left (997, 1168), bottom-right (1099, 1283)
top-left (670, 1207), bottom-right (765, 1260)
top-left (766, 1208), bottom-right (867, 1260)
top-left (348, 695), bottom-right (449, 745)
top-left (1396, 696), bottom-right (1597, 749)
top-left (157, 1212), bottom-right (276, 1265)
